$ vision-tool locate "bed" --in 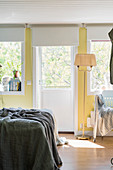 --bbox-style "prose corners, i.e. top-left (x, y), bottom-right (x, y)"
top-left (0, 108), bottom-right (62, 170)
top-left (93, 90), bottom-right (113, 142)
